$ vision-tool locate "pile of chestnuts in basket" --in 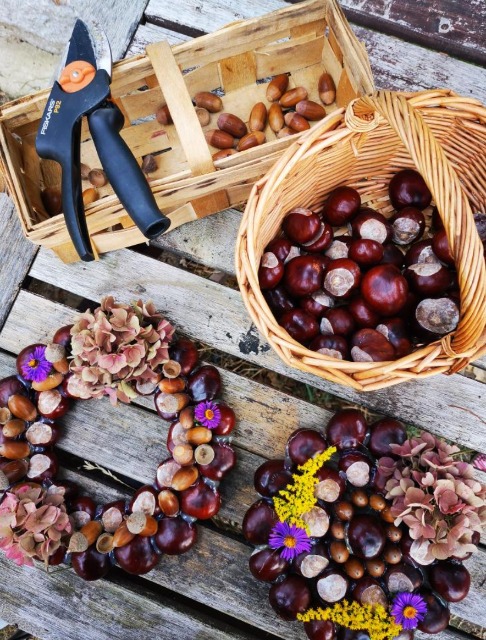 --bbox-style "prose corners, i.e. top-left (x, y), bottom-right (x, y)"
top-left (258, 169), bottom-right (485, 362)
